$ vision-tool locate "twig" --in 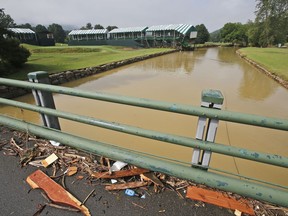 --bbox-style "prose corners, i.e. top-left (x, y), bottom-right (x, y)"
top-left (132, 202), bottom-right (145, 209)
top-left (81, 188), bottom-right (95, 206)
top-left (32, 204), bottom-right (46, 216)
top-left (46, 203), bottom-right (80, 212)
top-left (61, 175), bottom-right (66, 189)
